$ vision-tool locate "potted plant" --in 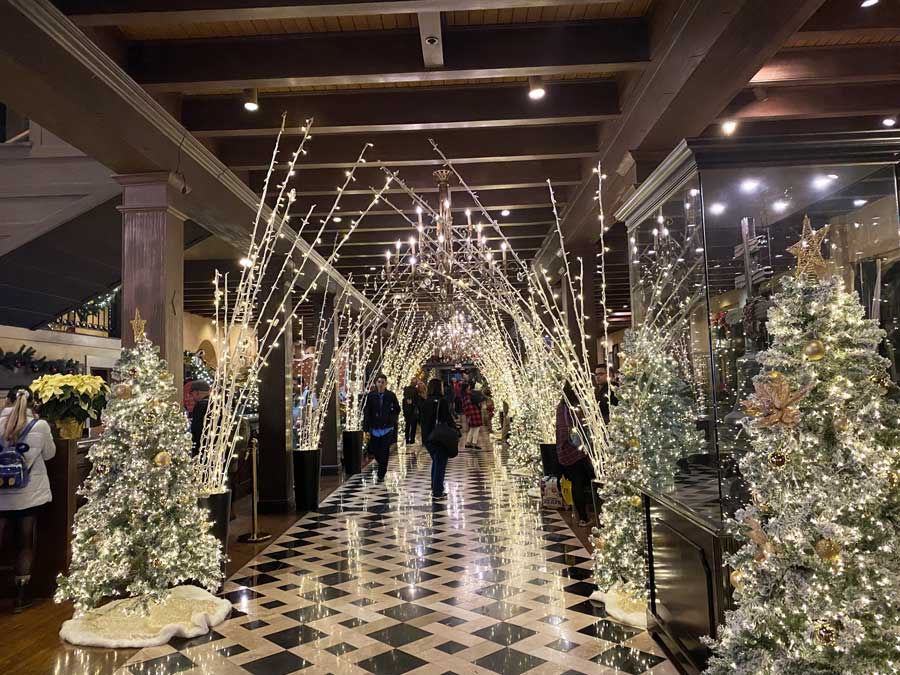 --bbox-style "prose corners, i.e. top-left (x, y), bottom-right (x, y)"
top-left (30, 374), bottom-right (109, 439)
